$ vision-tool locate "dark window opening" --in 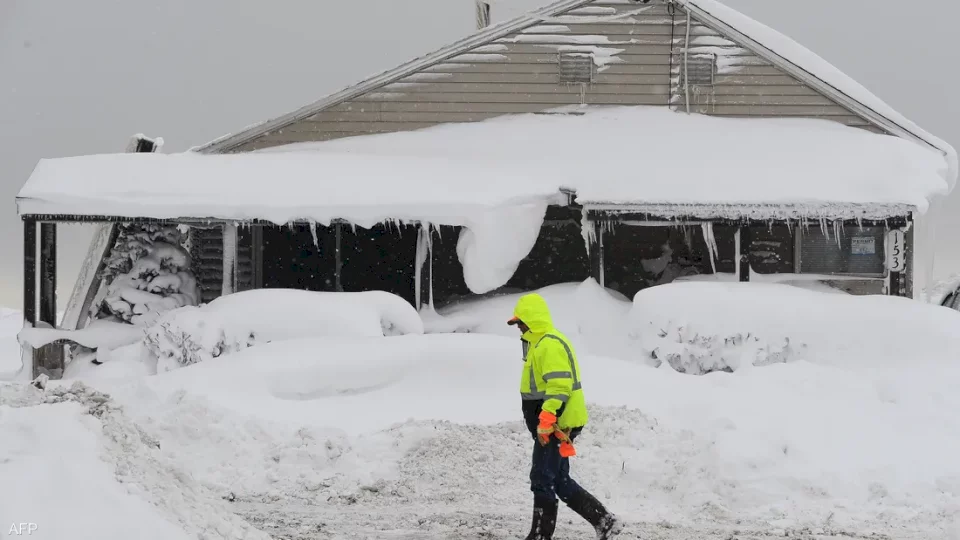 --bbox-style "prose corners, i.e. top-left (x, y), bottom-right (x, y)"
top-left (799, 225), bottom-right (885, 275)
top-left (750, 224), bottom-right (795, 275)
top-left (602, 223), bottom-right (737, 299)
